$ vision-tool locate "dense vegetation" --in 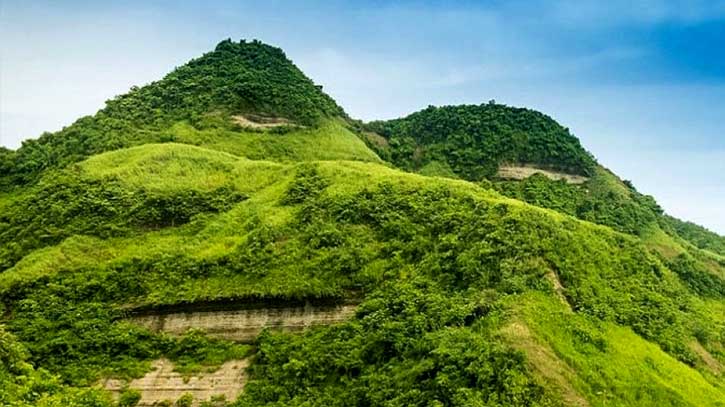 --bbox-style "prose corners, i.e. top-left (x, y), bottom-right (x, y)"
top-left (492, 170), bottom-right (664, 236)
top-left (2, 158), bottom-right (723, 406)
top-left (238, 284), bottom-right (556, 406)
top-left (1, 39), bottom-right (723, 406)
top-left (0, 170), bottom-right (245, 270)
top-left (665, 215), bottom-right (725, 256)
top-left (363, 102), bottom-right (721, 259)
top-left (365, 103), bottom-right (597, 180)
